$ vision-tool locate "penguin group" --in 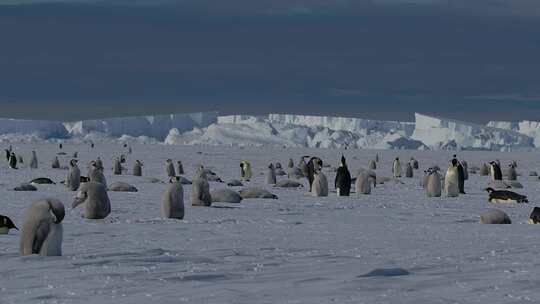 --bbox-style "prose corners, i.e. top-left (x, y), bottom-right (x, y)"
top-left (3, 141), bottom-right (540, 263)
